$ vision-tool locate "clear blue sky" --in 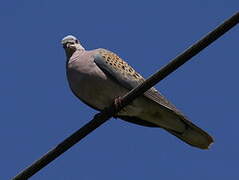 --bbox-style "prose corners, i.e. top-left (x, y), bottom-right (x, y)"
top-left (1, 1), bottom-right (238, 179)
